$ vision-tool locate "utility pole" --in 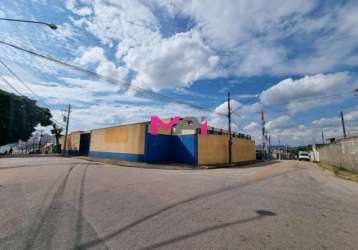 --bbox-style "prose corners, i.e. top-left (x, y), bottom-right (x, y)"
top-left (321, 130), bottom-right (325, 144)
top-left (340, 111), bottom-right (347, 139)
top-left (268, 135), bottom-right (271, 160)
top-left (227, 92), bottom-right (232, 163)
top-left (261, 110), bottom-right (266, 159)
top-left (63, 104), bottom-right (71, 156)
